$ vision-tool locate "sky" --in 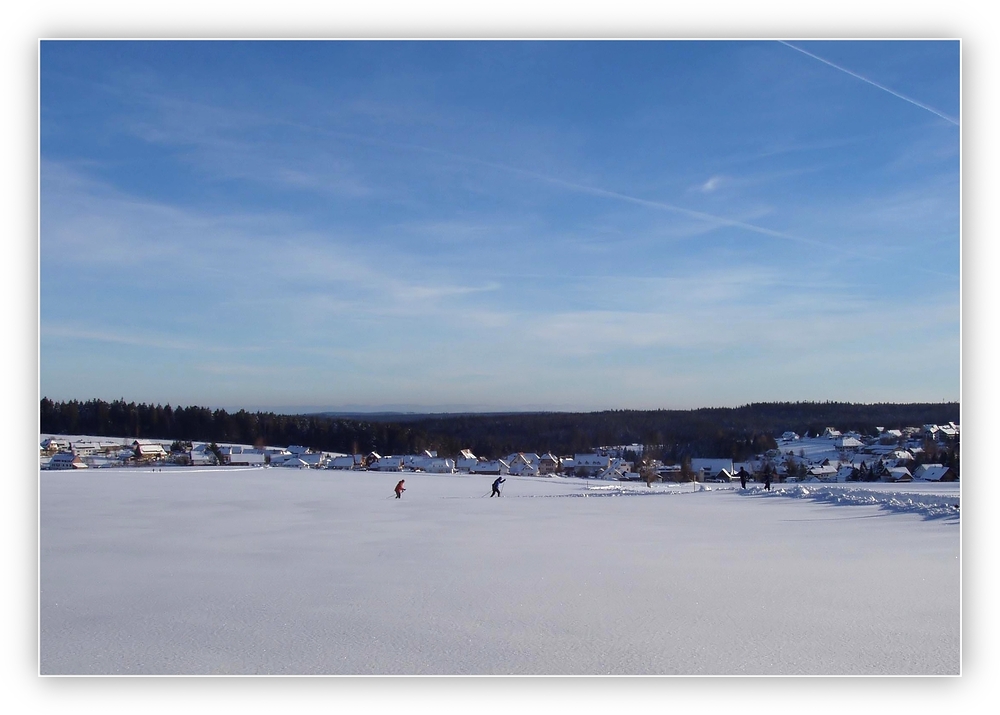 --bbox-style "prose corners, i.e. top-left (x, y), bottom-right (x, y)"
top-left (39, 39), bottom-right (961, 413)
